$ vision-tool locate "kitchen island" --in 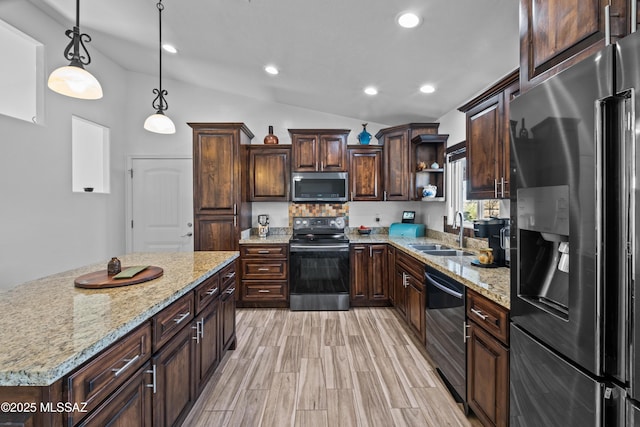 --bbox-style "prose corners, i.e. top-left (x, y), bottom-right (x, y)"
top-left (0, 251), bottom-right (238, 426)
